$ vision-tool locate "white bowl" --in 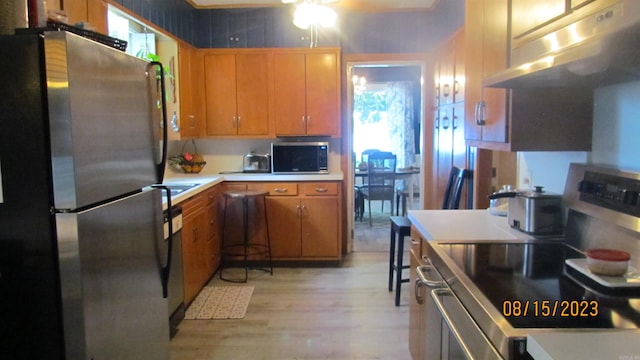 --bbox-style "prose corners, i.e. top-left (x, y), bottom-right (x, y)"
top-left (585, 248), bottom-right (630, 276)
